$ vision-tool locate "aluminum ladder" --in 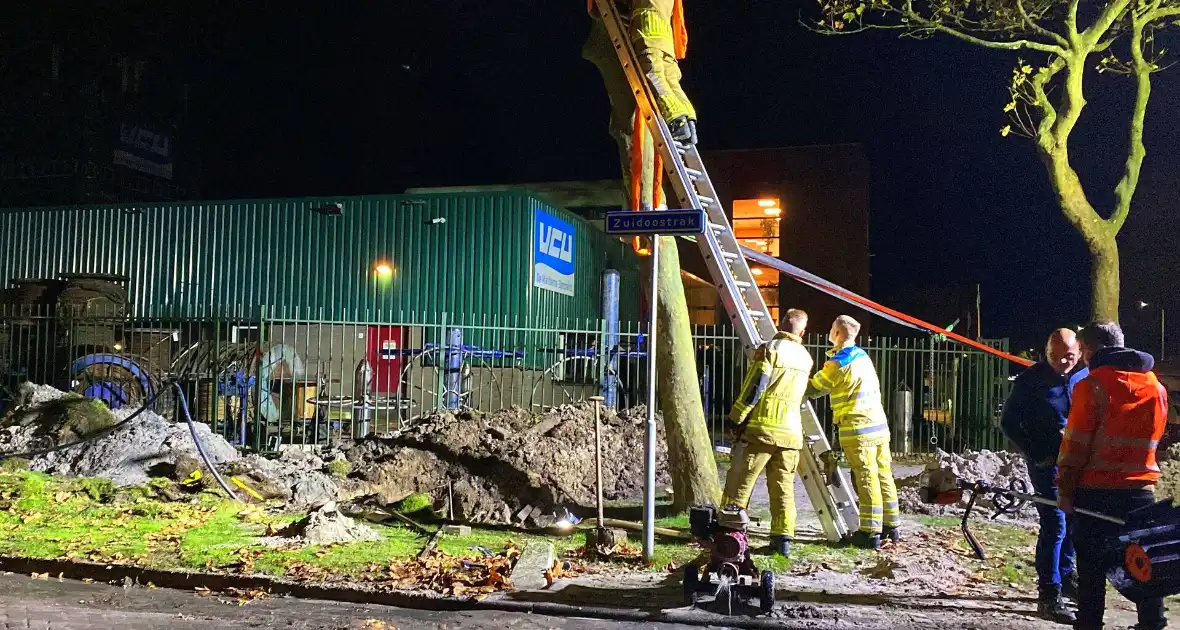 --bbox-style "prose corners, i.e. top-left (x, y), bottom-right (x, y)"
top-left (592, 0), bottom-right (859, 543)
